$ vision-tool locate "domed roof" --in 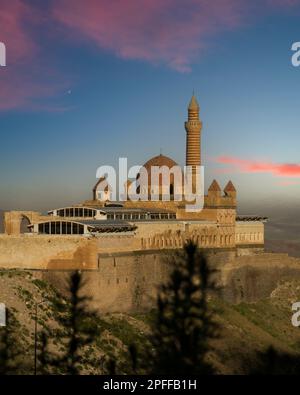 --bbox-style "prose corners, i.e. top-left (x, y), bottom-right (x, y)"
top-left (143, 154), bottom-right (178, 171)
